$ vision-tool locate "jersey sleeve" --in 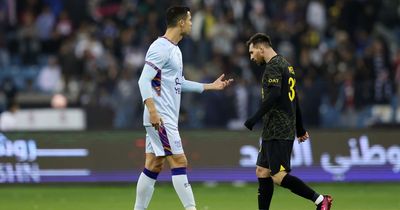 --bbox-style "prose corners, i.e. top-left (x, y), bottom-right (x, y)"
top-left (138, 67), bottom-right (158, 102)
top-left (144, 43), bottom-right (169, 72)
top-left (181, 76), bottom-right (204, 93)
top-left (265, 65), bottom-right (282, 88)
top-left (244, 86), bottom-right (281, 130)
top-left (295, 93), bottom-right (306, 137)
top-left (138, 43), bottom-right (169, 102)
